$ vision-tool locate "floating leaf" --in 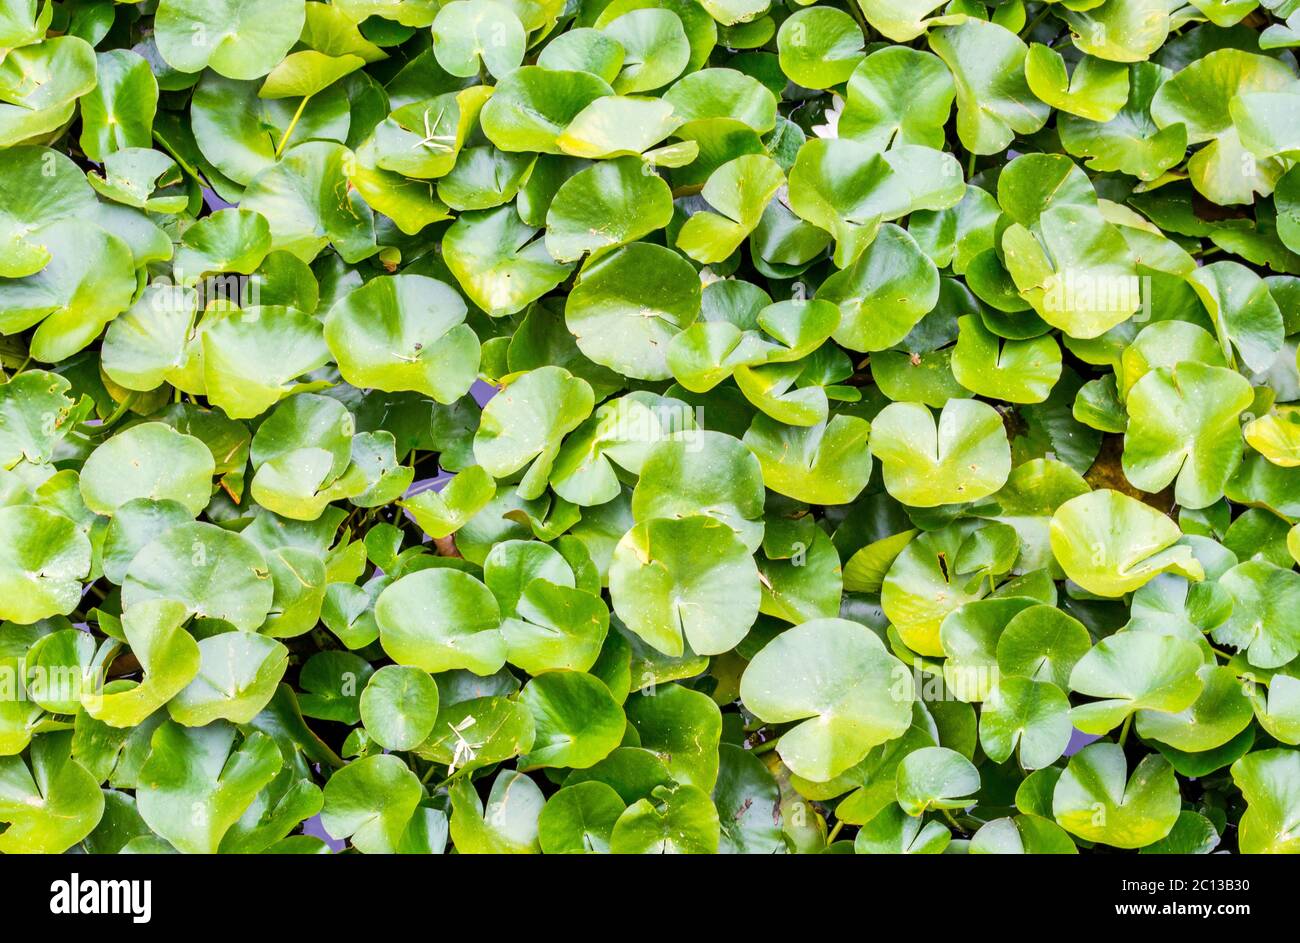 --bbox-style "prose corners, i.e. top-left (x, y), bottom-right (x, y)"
top-left (518, 671), bottom-right (625, 770)
top-left (0, 740), bottom-right (103, 853)
top-left (565, 242), bottom-right (700, 381)
top-left (137, 721), bottom-right (283, 854)
top-left (1121, 362), bottom-right (1253, 509)
top-left (929, 20), bottom-right (1049, 156)
top-left (610, 516), bottom-right (760, 657)
top-left (1052, 742), bottom-right (1181, 849)
top-left (1232, 748), bottom-right (1300, 854)
top-left (1049, 490), bottom-right (1204, 597)
top-left (122, 522), bottom-right (274, 632)
top-left (80, 422), bottom-right (215, 517)
top-left (325, 274), bottom-right (478, 403)
top-left (3, 0), bottom-right (1296, 860)
top-left (155, 0), bottom-right (306, 80)
top-left (1068, 632), bottom-right (1205, 735)
top-left (896, 747), bottom-right (980, 816)
top-left (0, 506), bottom-right (91, 624)
top-left (376, 568), bottom-right (506, 675)
top-left (739, 618), bottom-right (913, 782)
top-left (869, 399), bottom-right (1011, 507)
